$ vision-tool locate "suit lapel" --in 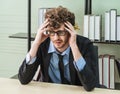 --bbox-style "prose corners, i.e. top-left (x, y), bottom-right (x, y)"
top-left (43, 53), bottom-right (52, 82)
top-left (69, 49), bottom-right (76, 84)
